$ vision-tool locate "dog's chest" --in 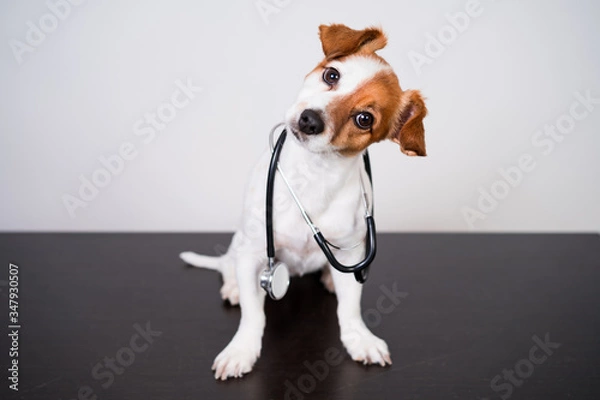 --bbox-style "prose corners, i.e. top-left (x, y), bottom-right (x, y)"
top-left (241, 139), bottom-right (368, 275)
top-left (271, 167), bottom-right (365, 275)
